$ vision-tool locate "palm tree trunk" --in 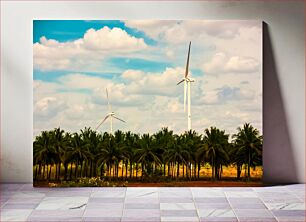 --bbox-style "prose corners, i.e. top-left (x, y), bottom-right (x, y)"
top-left (237, 164), bottom-right (241, 179)
top-left (167, 163), bottom-right (170, 177)
top-left (121, 161), bottom-right (124, 179)
top-left (141, 163), bottom-right (144, 179)
top-left (80, 161), bottom-right (83, 178)
top-left (38, 163), bottom-right (42, 180)
top-left (248, 150), bottom-right (251, 181)
top-left (70, 163), bottom-right (73, 180)
top-left (34, 165), bottom-right (38, 181)
top-left (48, 164), bottom-right (52, 181)
top-left (125, 161), bottom-right (128, 179)
top-left (75, 161), bottom-right (78, 179)
top-left (42, 165), bottom-right (46, 180)
top-left (177, 162), bottom-right (180, 178)
top-left (211, 159), bottom-right (215, 181)
top-left (64, 163), bottom-right (68, 181)
top-left (198, 162), bottom-right (201, 179)
top-left (136, 163), bottom-right (138, 179)
top-left (55, 163), bottom-right (58, 180)
top-left (58, 163), bottom-right (61, 181)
